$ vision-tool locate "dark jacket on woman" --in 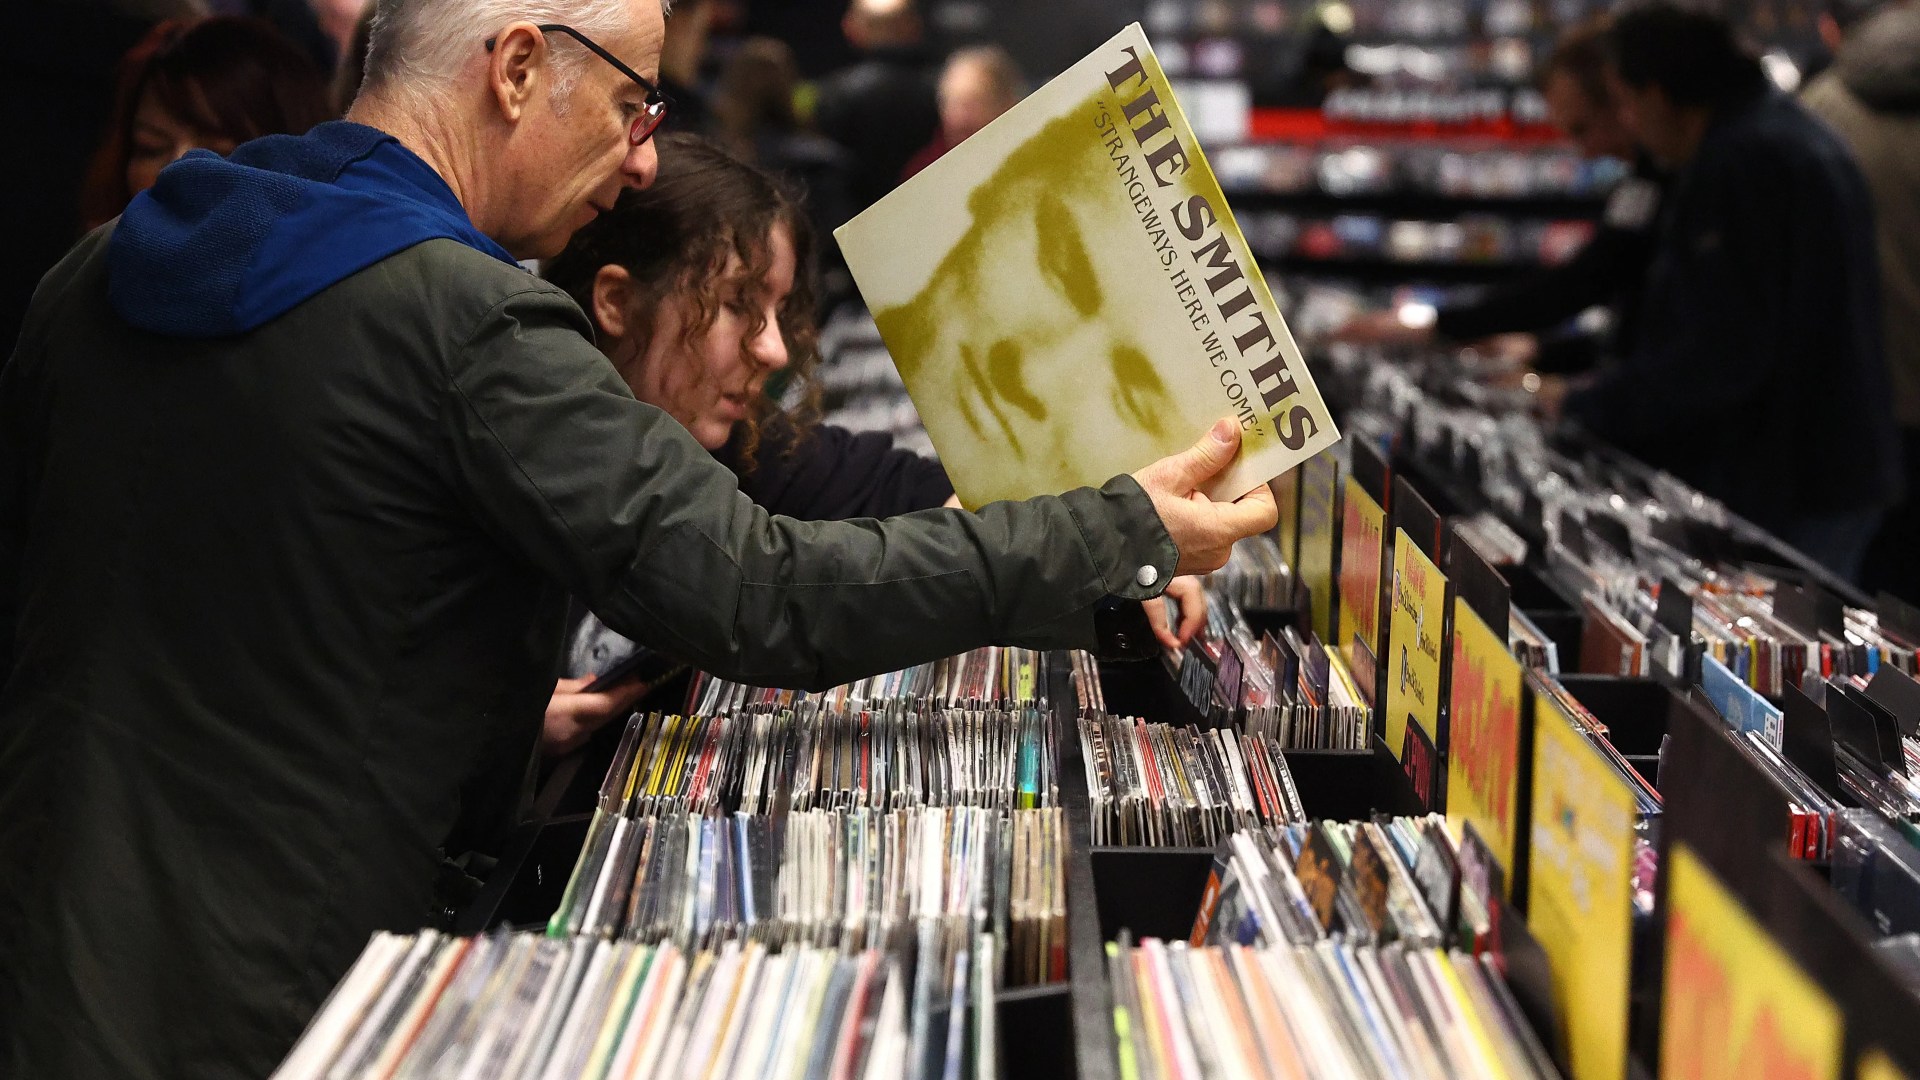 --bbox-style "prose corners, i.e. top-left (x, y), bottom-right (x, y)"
top-left (1566, 87), bottom-right (1900, 532)
top-left (0, 122), bottom-right (1174, 1080)
top-left (720, 410), bottom-right (952, 520)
